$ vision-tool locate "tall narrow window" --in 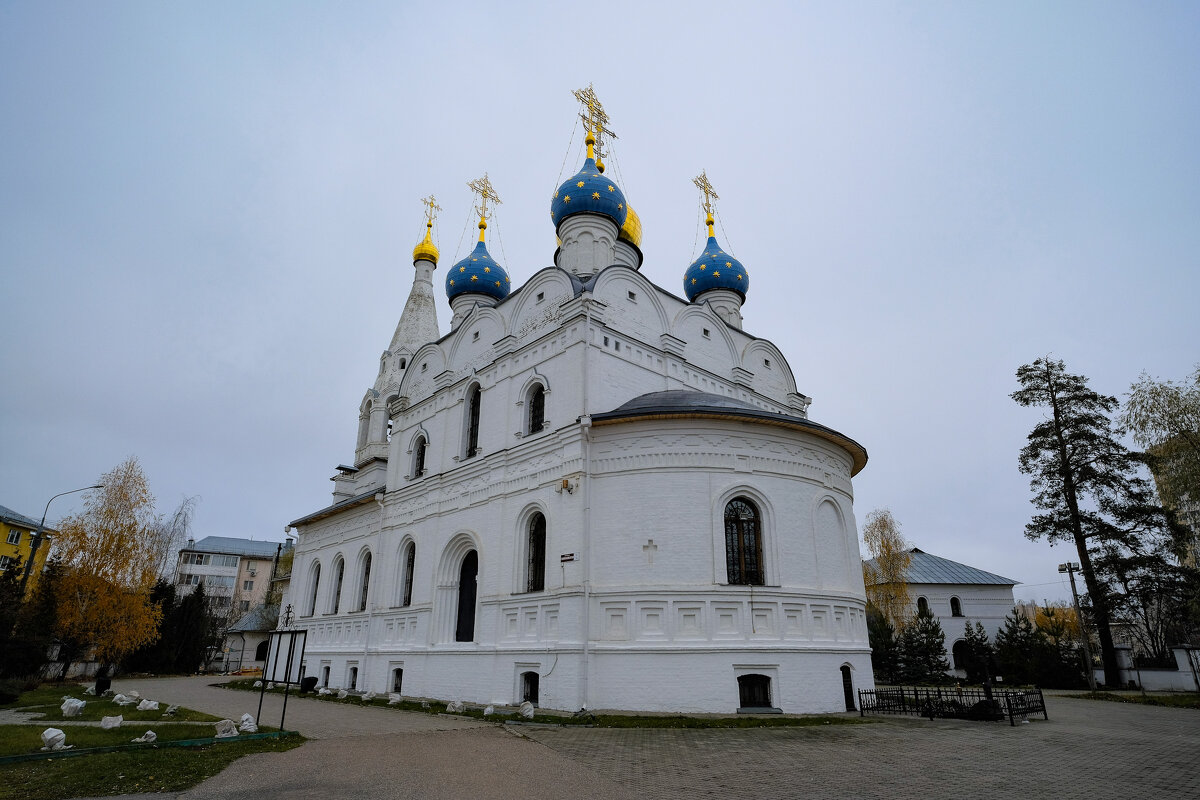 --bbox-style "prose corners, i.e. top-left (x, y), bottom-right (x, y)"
top-left (950, 596), bottom-right (963, 617)
top-left (526, 513), bottom-right (546, 592)
top-left (917, 596), bottom-right (929, 616)
top-left (724, 498), bottom-right (764, 585)
top-left (465, 386), bottom-right (481, 458)
top-left (413, 436), bottom-right (427, 478)
top-left (358, 553), bottom-right (372, 612)
top-left (401, 543), bottom-right (415, 607)
top-left (455, 550), bottom-right (478, 642)
top-left (306, 562), bottom-right (321, 617)
top-left (528, 385), bottom-right (545, 434)
top-left (386, 419), bottom-right (393, 442)
top-left (331, 558), bottom-right (345, 613)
